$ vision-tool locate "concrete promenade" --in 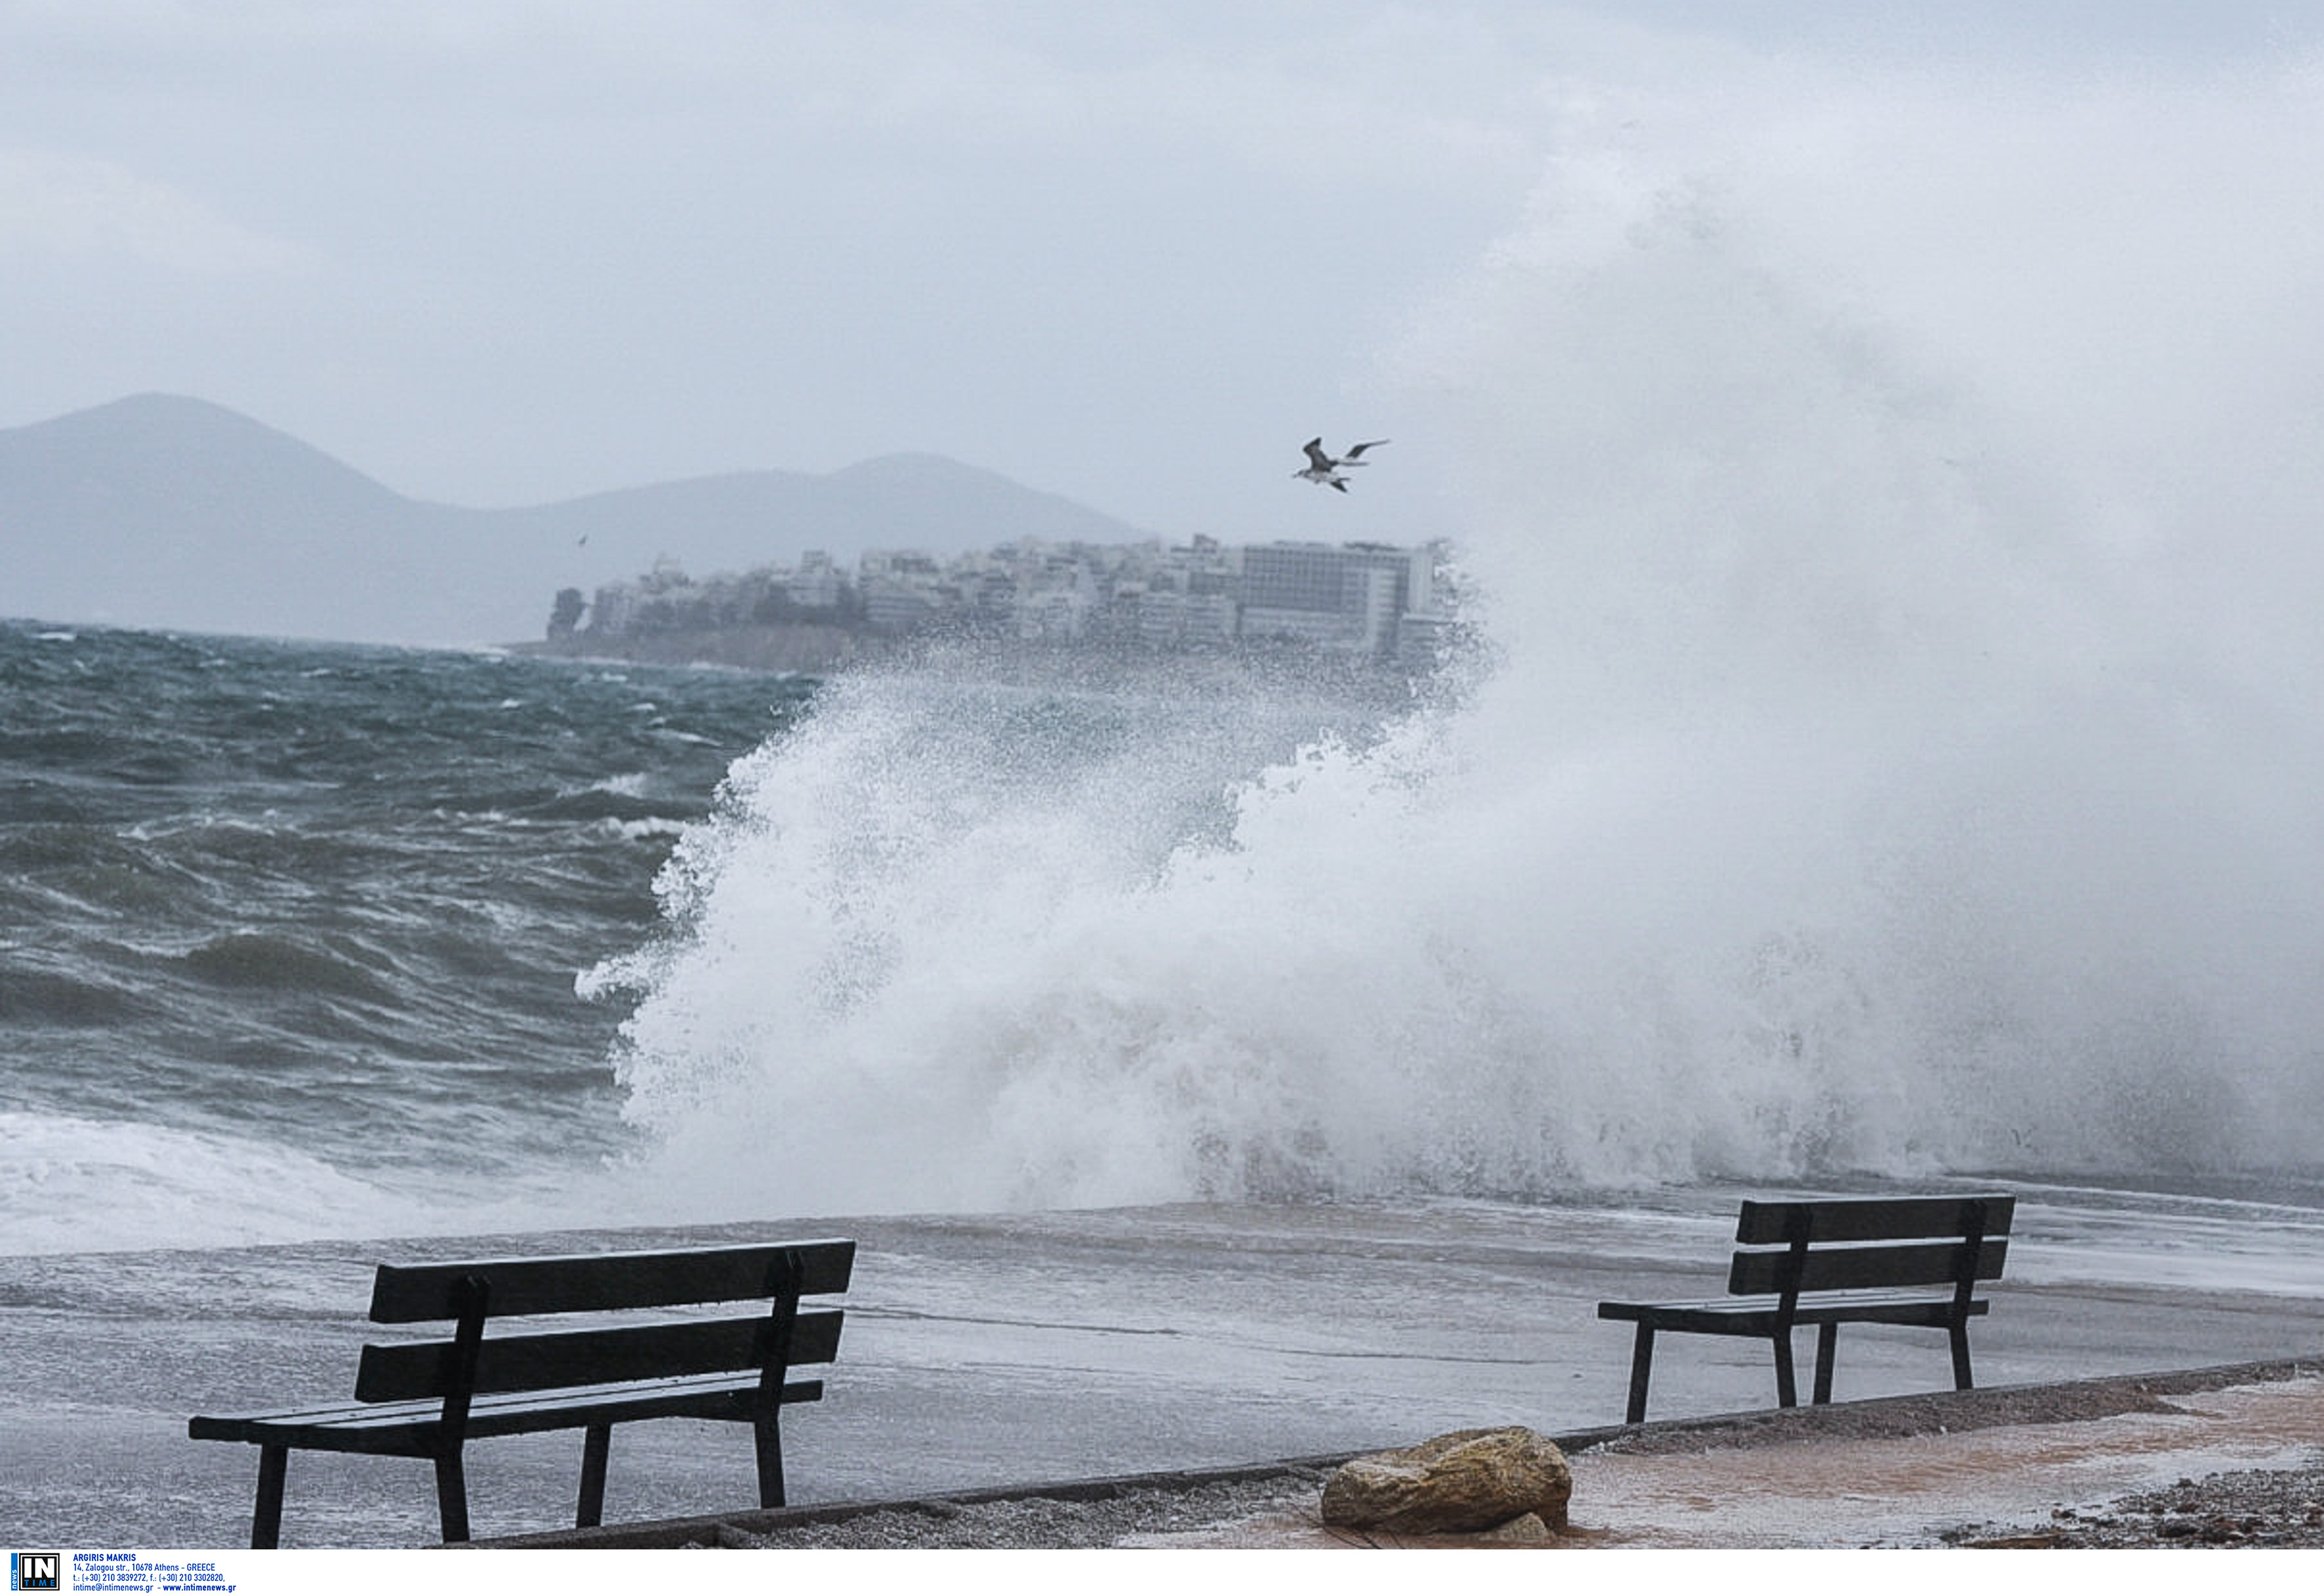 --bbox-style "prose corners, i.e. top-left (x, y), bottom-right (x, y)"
top-left (5, 1192), bottom-right (2321, 1547)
